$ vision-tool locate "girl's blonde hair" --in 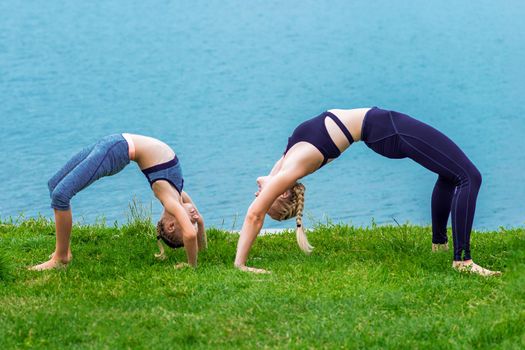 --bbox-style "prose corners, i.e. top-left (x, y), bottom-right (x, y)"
top-left (267, 182), bottom-right (313, 254)
top-left (156, 219), bottom-right (184, 249)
